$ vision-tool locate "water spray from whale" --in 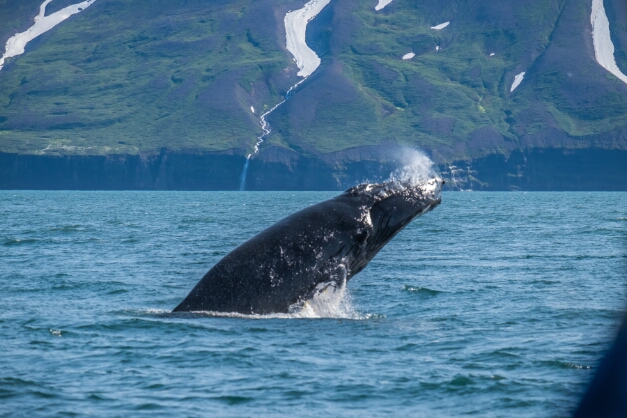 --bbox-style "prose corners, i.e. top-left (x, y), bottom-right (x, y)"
top-left (239, 0), bottom-right (332, 190)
